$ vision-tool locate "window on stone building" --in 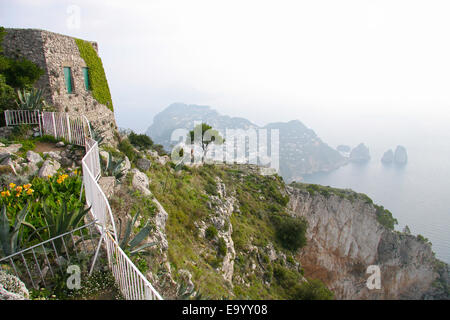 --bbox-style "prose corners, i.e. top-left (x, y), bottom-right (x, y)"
top-left (82, 67), bottom-right (90, 90)
top-left (63, 67), bottom-right (73, 94)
